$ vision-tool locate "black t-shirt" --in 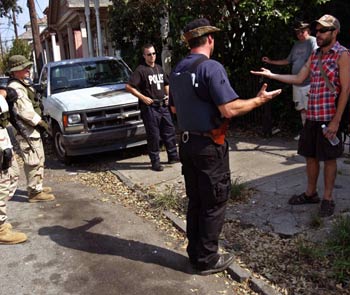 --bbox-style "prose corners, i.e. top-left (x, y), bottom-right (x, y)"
top-left (128, 63), bottom-right (169, 102)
